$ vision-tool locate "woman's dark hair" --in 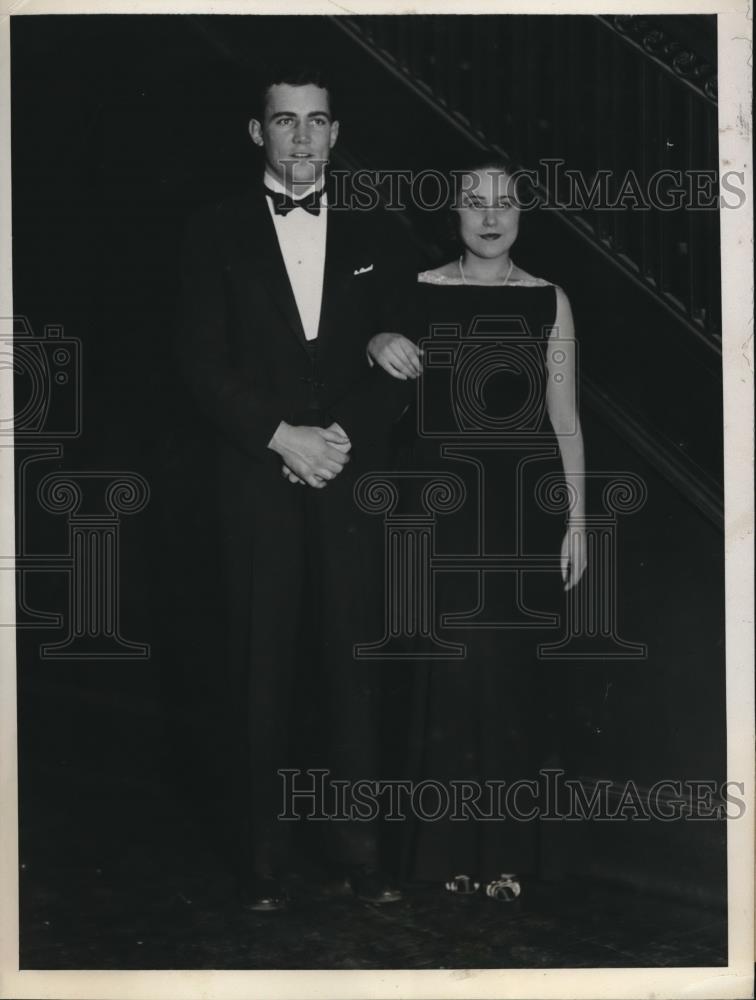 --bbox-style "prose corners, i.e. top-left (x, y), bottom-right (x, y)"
top-left (252, 63), bottom-right (336, 121)
top-left (449, 156), bottom-right (518, 205)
